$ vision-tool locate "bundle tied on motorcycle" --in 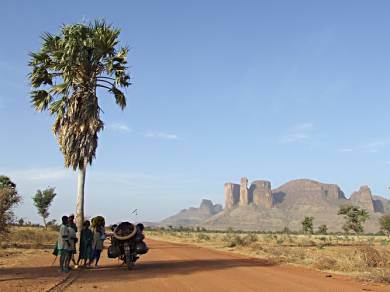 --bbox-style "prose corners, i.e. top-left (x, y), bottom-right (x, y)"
top-left (107, 221), bottom-right (149, 267)
top-left (91, 216), bottom-right (105, 228)
top-left (113, 222), bottom-right (137, 240)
